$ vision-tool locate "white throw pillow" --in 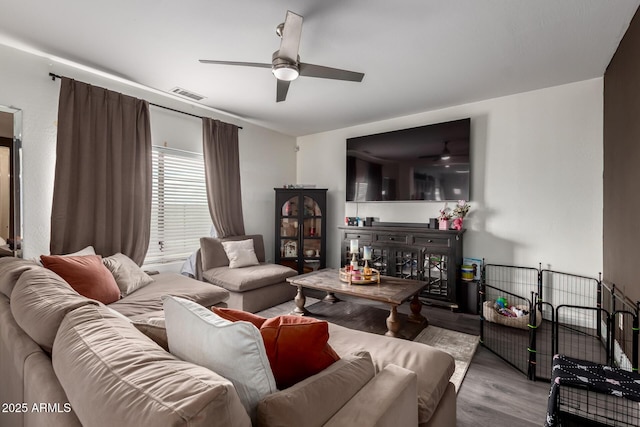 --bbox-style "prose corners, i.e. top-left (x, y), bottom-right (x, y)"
top-left (221, 239), bottom-right (260, 269)
top-left (66, 246), bottom-right (97, 256)
top-left (32, 245), bottom-right (97, 266)
top-left (163, 296), bottom-right (277, 422)
top-left (102, 252), bottom-right (153, 296)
